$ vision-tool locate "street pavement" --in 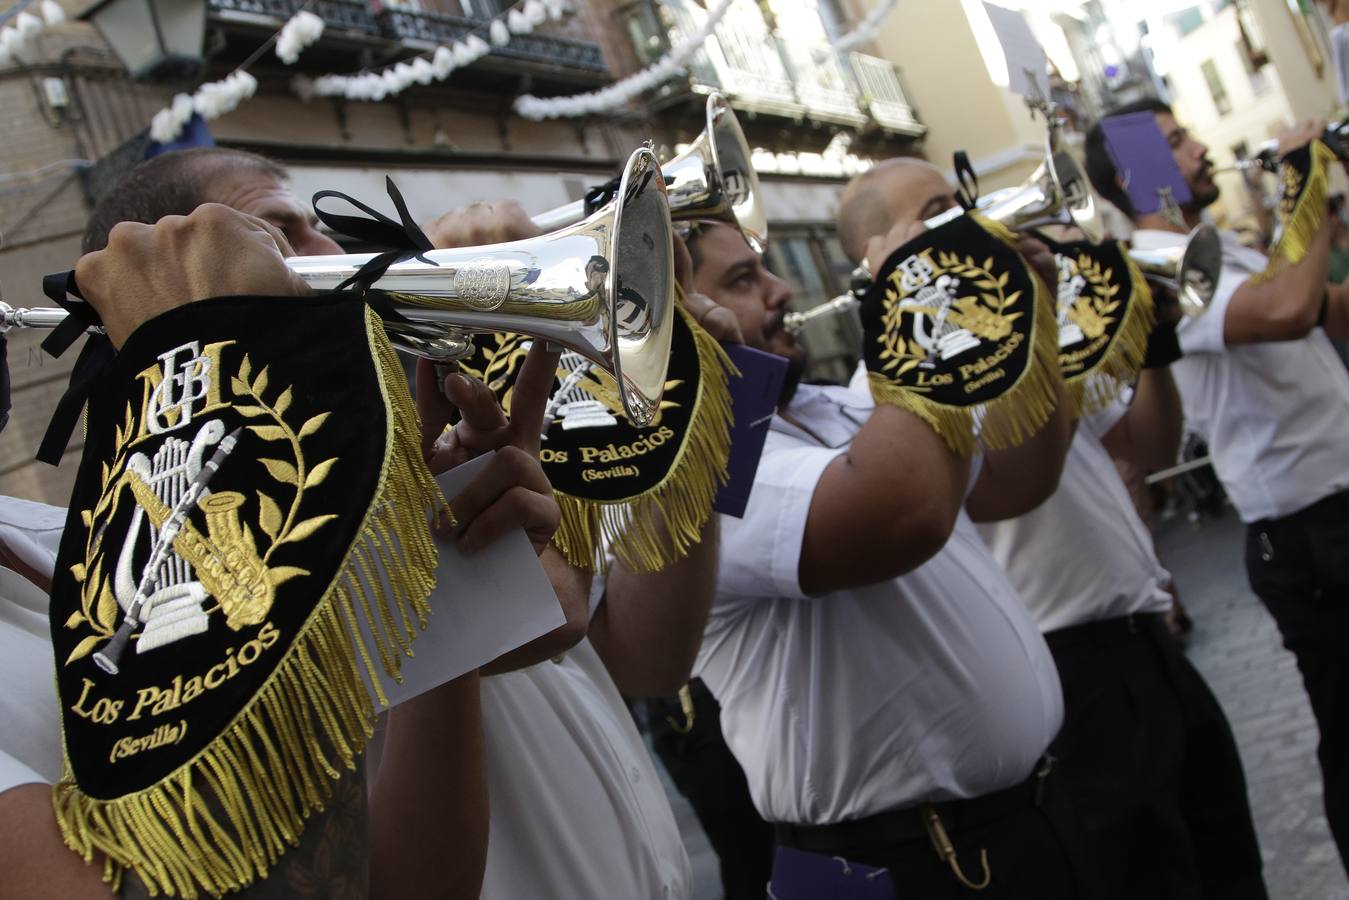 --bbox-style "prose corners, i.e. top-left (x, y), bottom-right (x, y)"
top-left (660, 505), bottom-right (1348, 899)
